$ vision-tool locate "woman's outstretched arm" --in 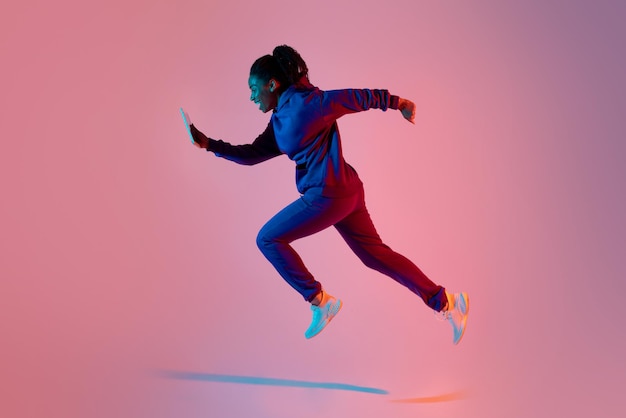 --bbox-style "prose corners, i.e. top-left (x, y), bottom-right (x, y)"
top-left (189, 121), bottom-right (283, 165)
